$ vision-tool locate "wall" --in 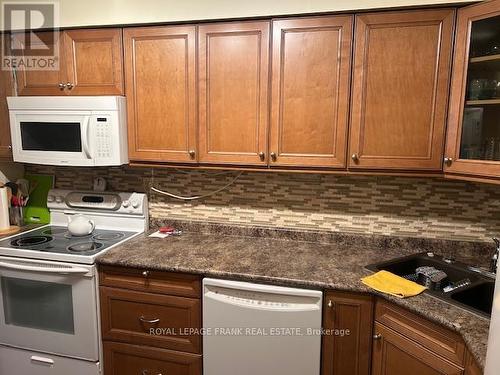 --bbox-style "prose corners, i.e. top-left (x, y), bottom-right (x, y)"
top-left (26, 165), bottom-right (500, 243)
top-left (0, 161), bottom-right (24, 185)
top-left (2, 0), bottom-right (475, 30)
